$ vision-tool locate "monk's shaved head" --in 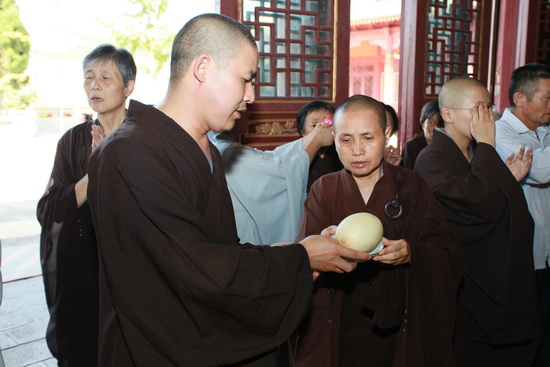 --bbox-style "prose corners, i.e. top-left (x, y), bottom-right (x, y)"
top-left (334, 95), bottom-right (387, 131)
top-left (439, 77), bottom-right (487, 110)
top-left (169, 14), bottom-right (257, 85)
